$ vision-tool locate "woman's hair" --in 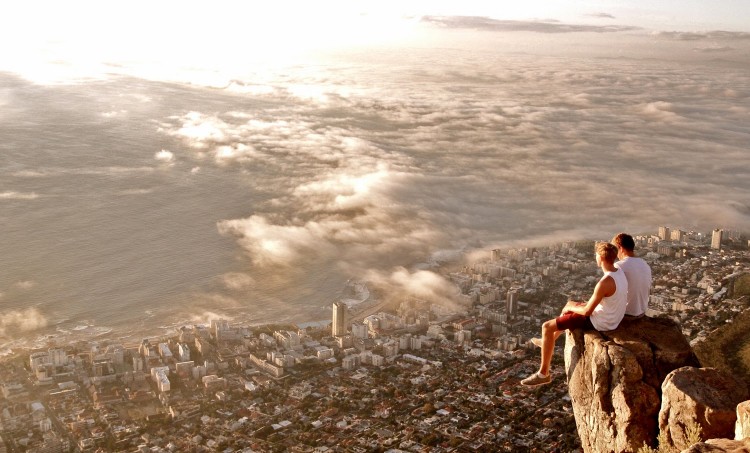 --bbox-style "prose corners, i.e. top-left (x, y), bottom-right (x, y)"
top-left (595, 241), bottom-right (618, 263)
